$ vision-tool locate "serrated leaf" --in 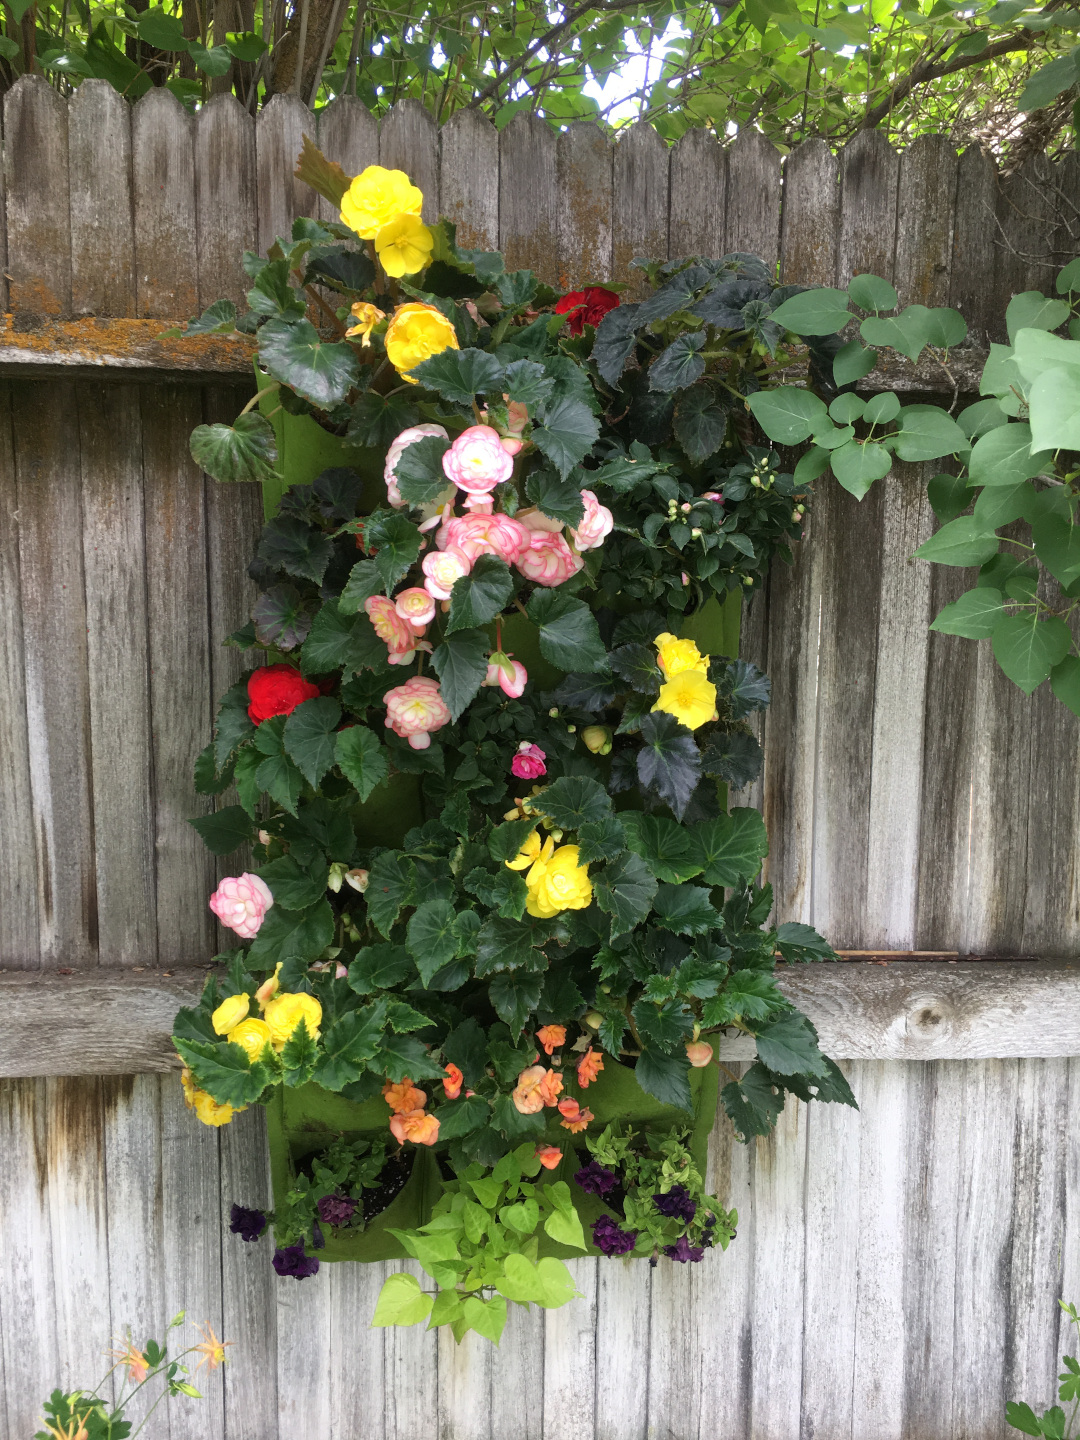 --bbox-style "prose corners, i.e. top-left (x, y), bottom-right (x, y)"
top-left (431, 627), bottom-right (489, 720)
top-left (591, 302), bottom-right (643, 385)
top-left (258, 516), bottom-right (333, 585)
top-left (173, 1037), bottom-right (271, 1107)
top-left (688, 809), bottom-right (768, 885)
top-left (256, 854), bottom-right (328, 911)
top-left (489, 970), bottom-right (544, 1038)
top-left (301, 601), bottom-right (385, 675)
top-left (394, 434), bottom-right (453, 506)
top-left (189, 804), bottom-right (255, 856)
top-left (673, 382), bottom-right (730, 463)
top-left (636, 711), bottom-right (701, 821)
top-left (252, 584), bottom-right (315, 649)
top-left (247, 898), bottom-right (334, 966)
top-left (282, 696), bottom-right (341, 787)
top-left (594, 850), bottom-right (658, 939)
top-left (190, 412), bottom-right (278, 484)
top-left (348, 391), bottom-right (420, 449)
top-left (524, 467), bottom-right (586, 527)
top-left (366, 851), bottom-right (411, 936)
top-left (533, 396), bottom-right (600, 478)
top-left (634, 1046), bottom-right (693, 1111)
top-left (408, 899), bottom-right (459, 985)
top-left (526, 588), bottom-right (607, 672)
top-left (652, 883), bottom-right (720, 935)
top-left (700, 730), bottom-right (763, 788)
top-left (258, 318), bottom-right (359, 409)
top-left (535, 774), bottom-right (611, 830)
top-left (474, 915), bottom-right (541, 977)
top-left (649, 332), bottom-right (706, 392)
top-left (411, 347), bottom-right (505, 403)
top-left (619, 811), bottom-right (701, 883)
top-left (754, 1010), bottom-right (830, 1078)
top-left (365, 510), bottom-right (423, 592)
top-left (721, 1063), bottom-right (785, 1139)
top-left (349, 943), bottom-right (415, 992)
top-left (447, 553), bottom-right (515, 633)
top-left (576, 815), bottom-right (627, 866)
